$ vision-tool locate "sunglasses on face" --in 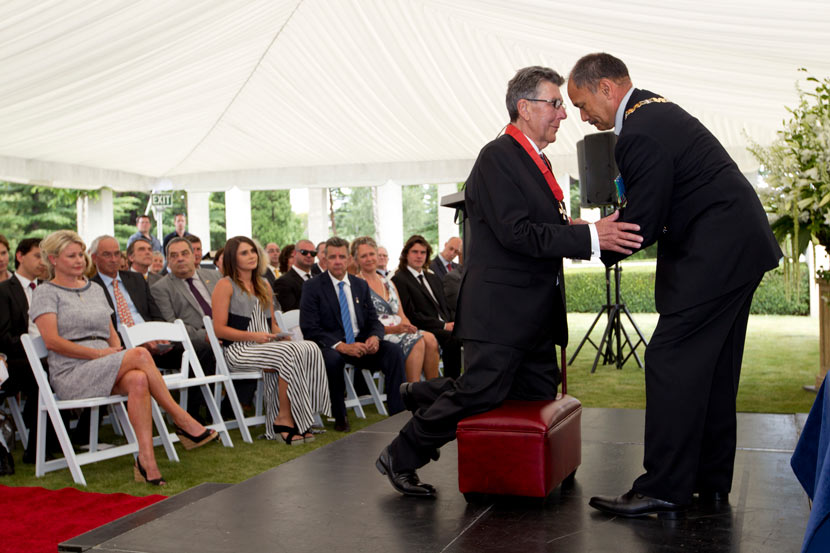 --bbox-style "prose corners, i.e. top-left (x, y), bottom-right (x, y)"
top-left (298, 249), bottom-right (317, 257)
